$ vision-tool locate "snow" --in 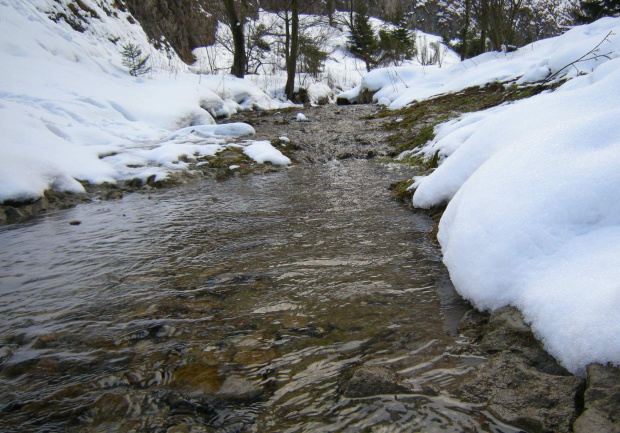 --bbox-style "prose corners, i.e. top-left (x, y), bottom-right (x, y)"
top-left (339, 18), bottom-right (620, 108)
top-left (243, 141), bottom-right (291, 166)
top-left (394, 18), bottom-right (620, 374)
top-left (0, 0), bottom-right (288, 202)
top-left (194, 11), bottom-right (460, 104)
